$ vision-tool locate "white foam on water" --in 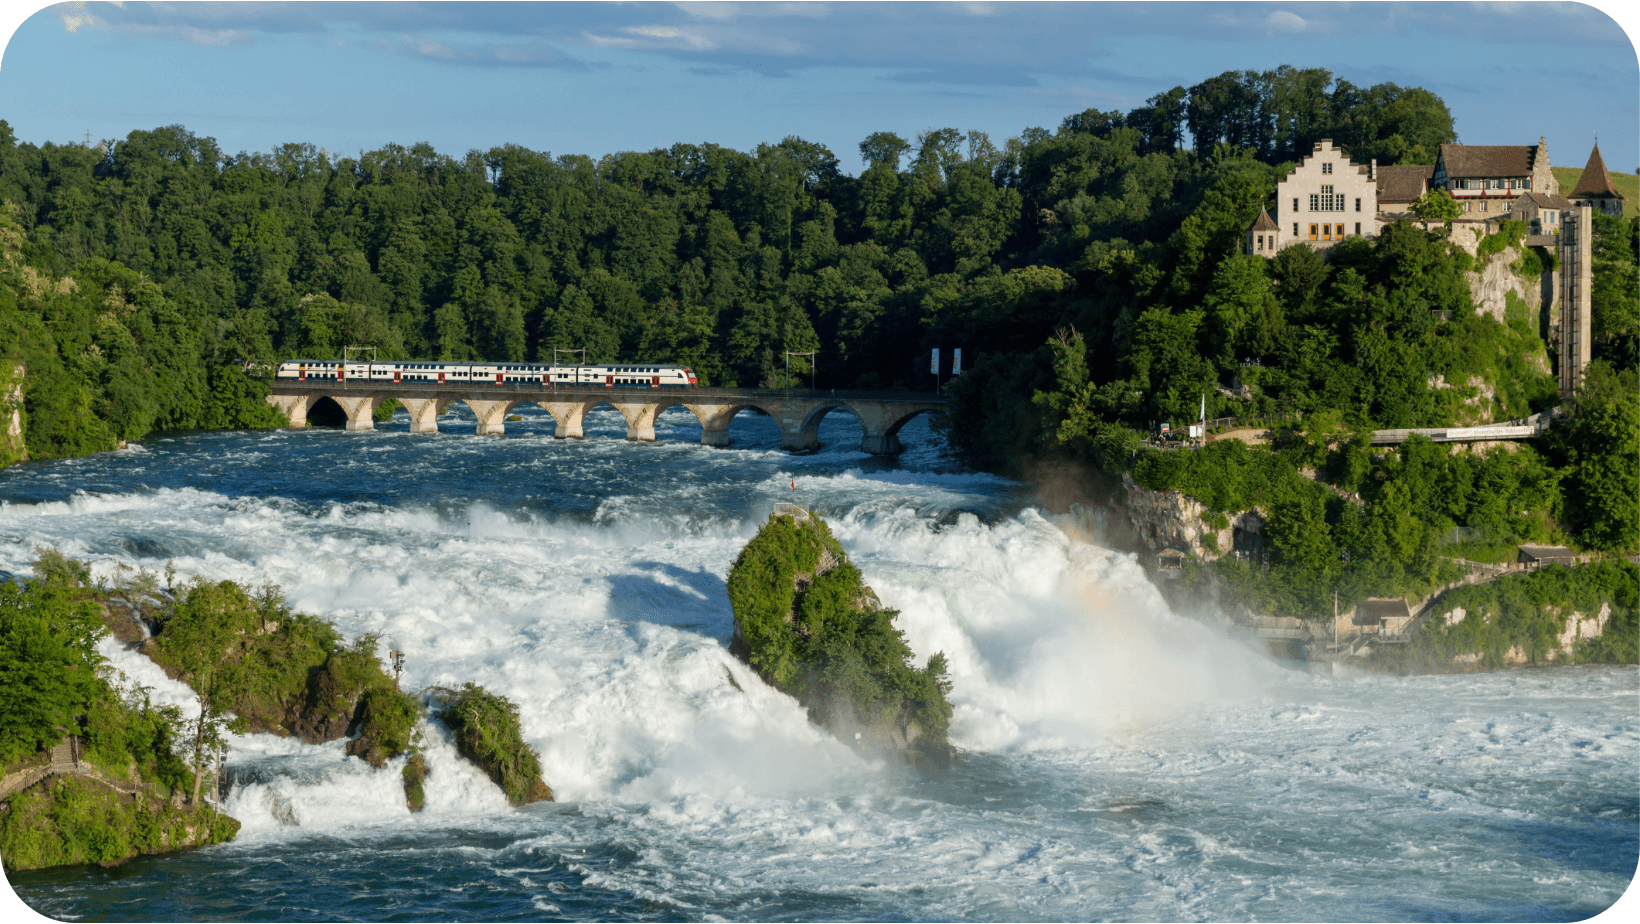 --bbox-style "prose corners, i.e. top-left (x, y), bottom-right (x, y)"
top-left (2, 431), bottom-right (1635, 920)
top-left (826, 506), bottom-right (1270, 752)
